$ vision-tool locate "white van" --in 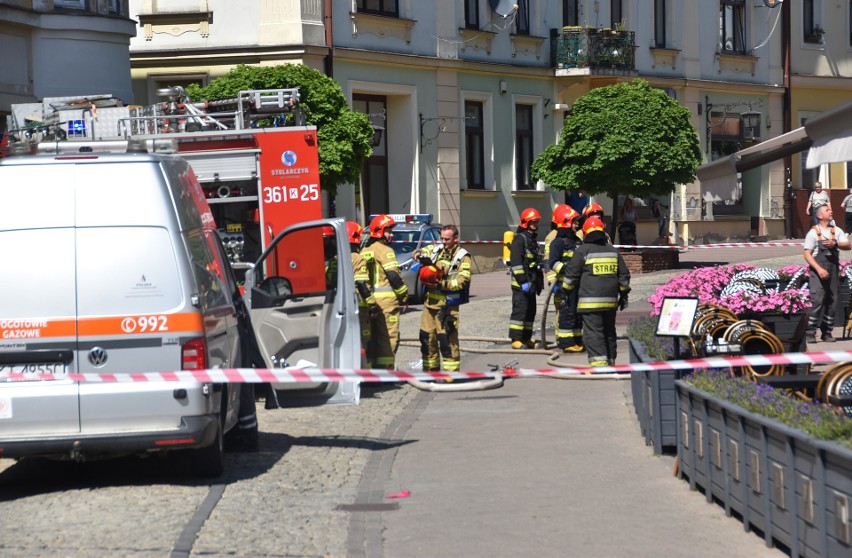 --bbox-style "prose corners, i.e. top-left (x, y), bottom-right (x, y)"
top-left (0, 144), bottom-right (359, 476)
